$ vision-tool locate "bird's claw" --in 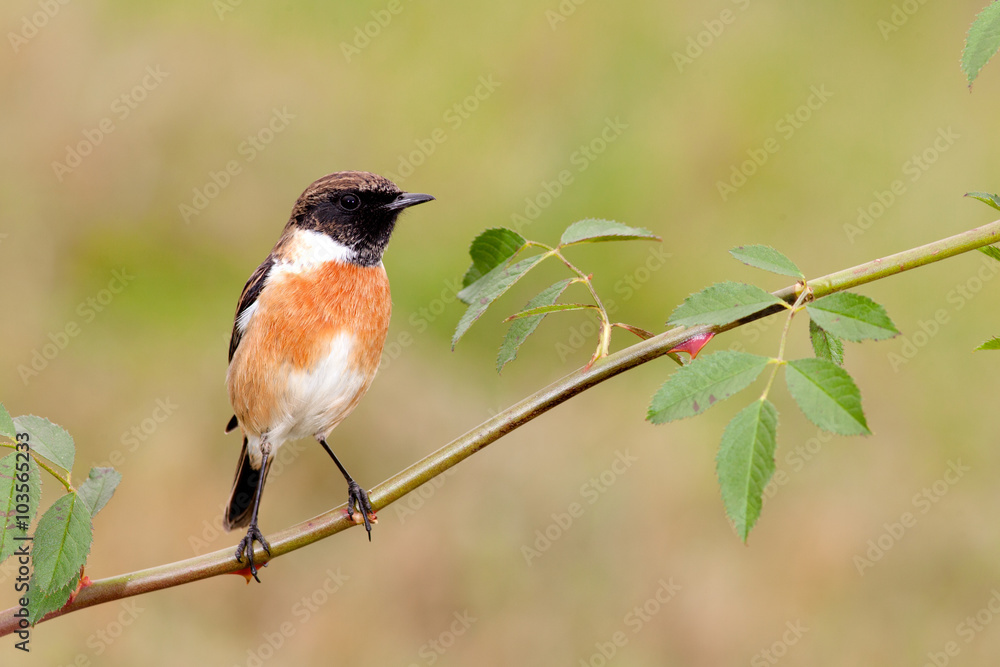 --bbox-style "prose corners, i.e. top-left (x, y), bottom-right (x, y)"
top-left (346, 480), bottom-right (376, 541)
top-left (235, 523), bottom-right (271, 582)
